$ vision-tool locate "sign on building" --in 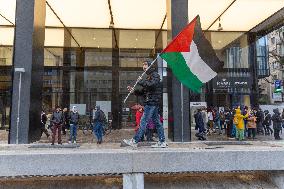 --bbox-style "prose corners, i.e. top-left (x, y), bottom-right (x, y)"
top-left (213, 77), bottom-right (251, 89)
top-left (274, 80), bottom-right (282, 93)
